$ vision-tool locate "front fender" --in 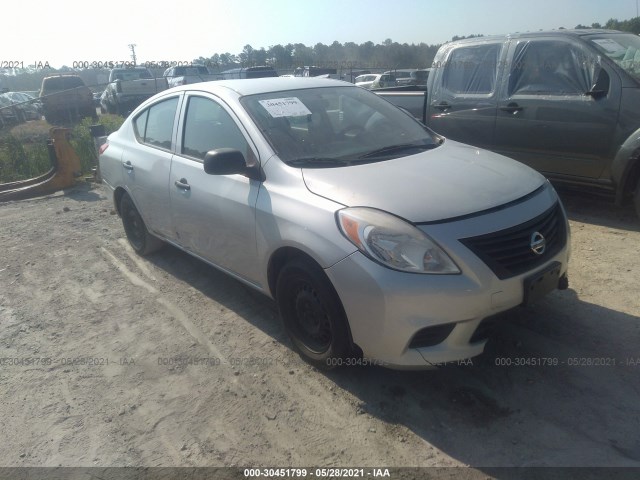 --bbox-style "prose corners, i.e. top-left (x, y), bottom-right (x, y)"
top-left (612, 128), bottom-right (640, 204)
